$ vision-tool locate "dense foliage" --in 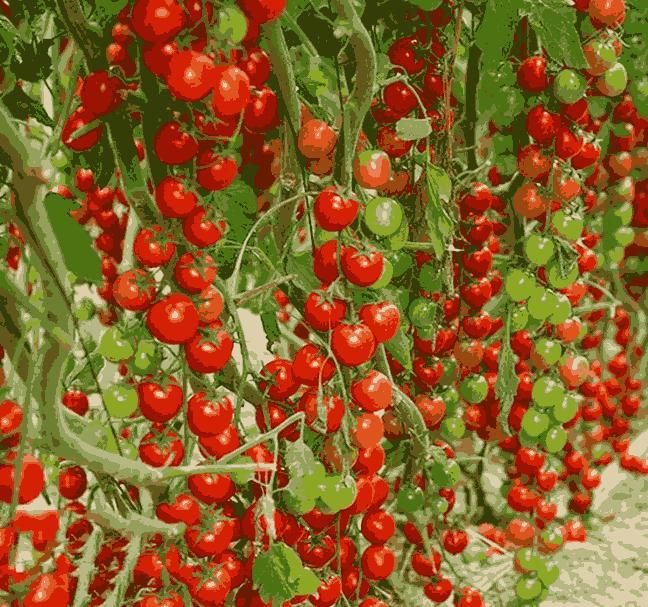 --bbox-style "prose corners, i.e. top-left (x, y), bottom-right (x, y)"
top-left (0, 0), bottom-right (647, 606)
